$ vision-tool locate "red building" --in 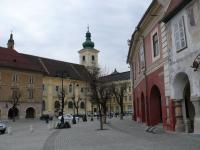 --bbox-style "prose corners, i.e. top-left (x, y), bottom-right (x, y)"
top-left (127, 0), bottom-right (174, 131)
